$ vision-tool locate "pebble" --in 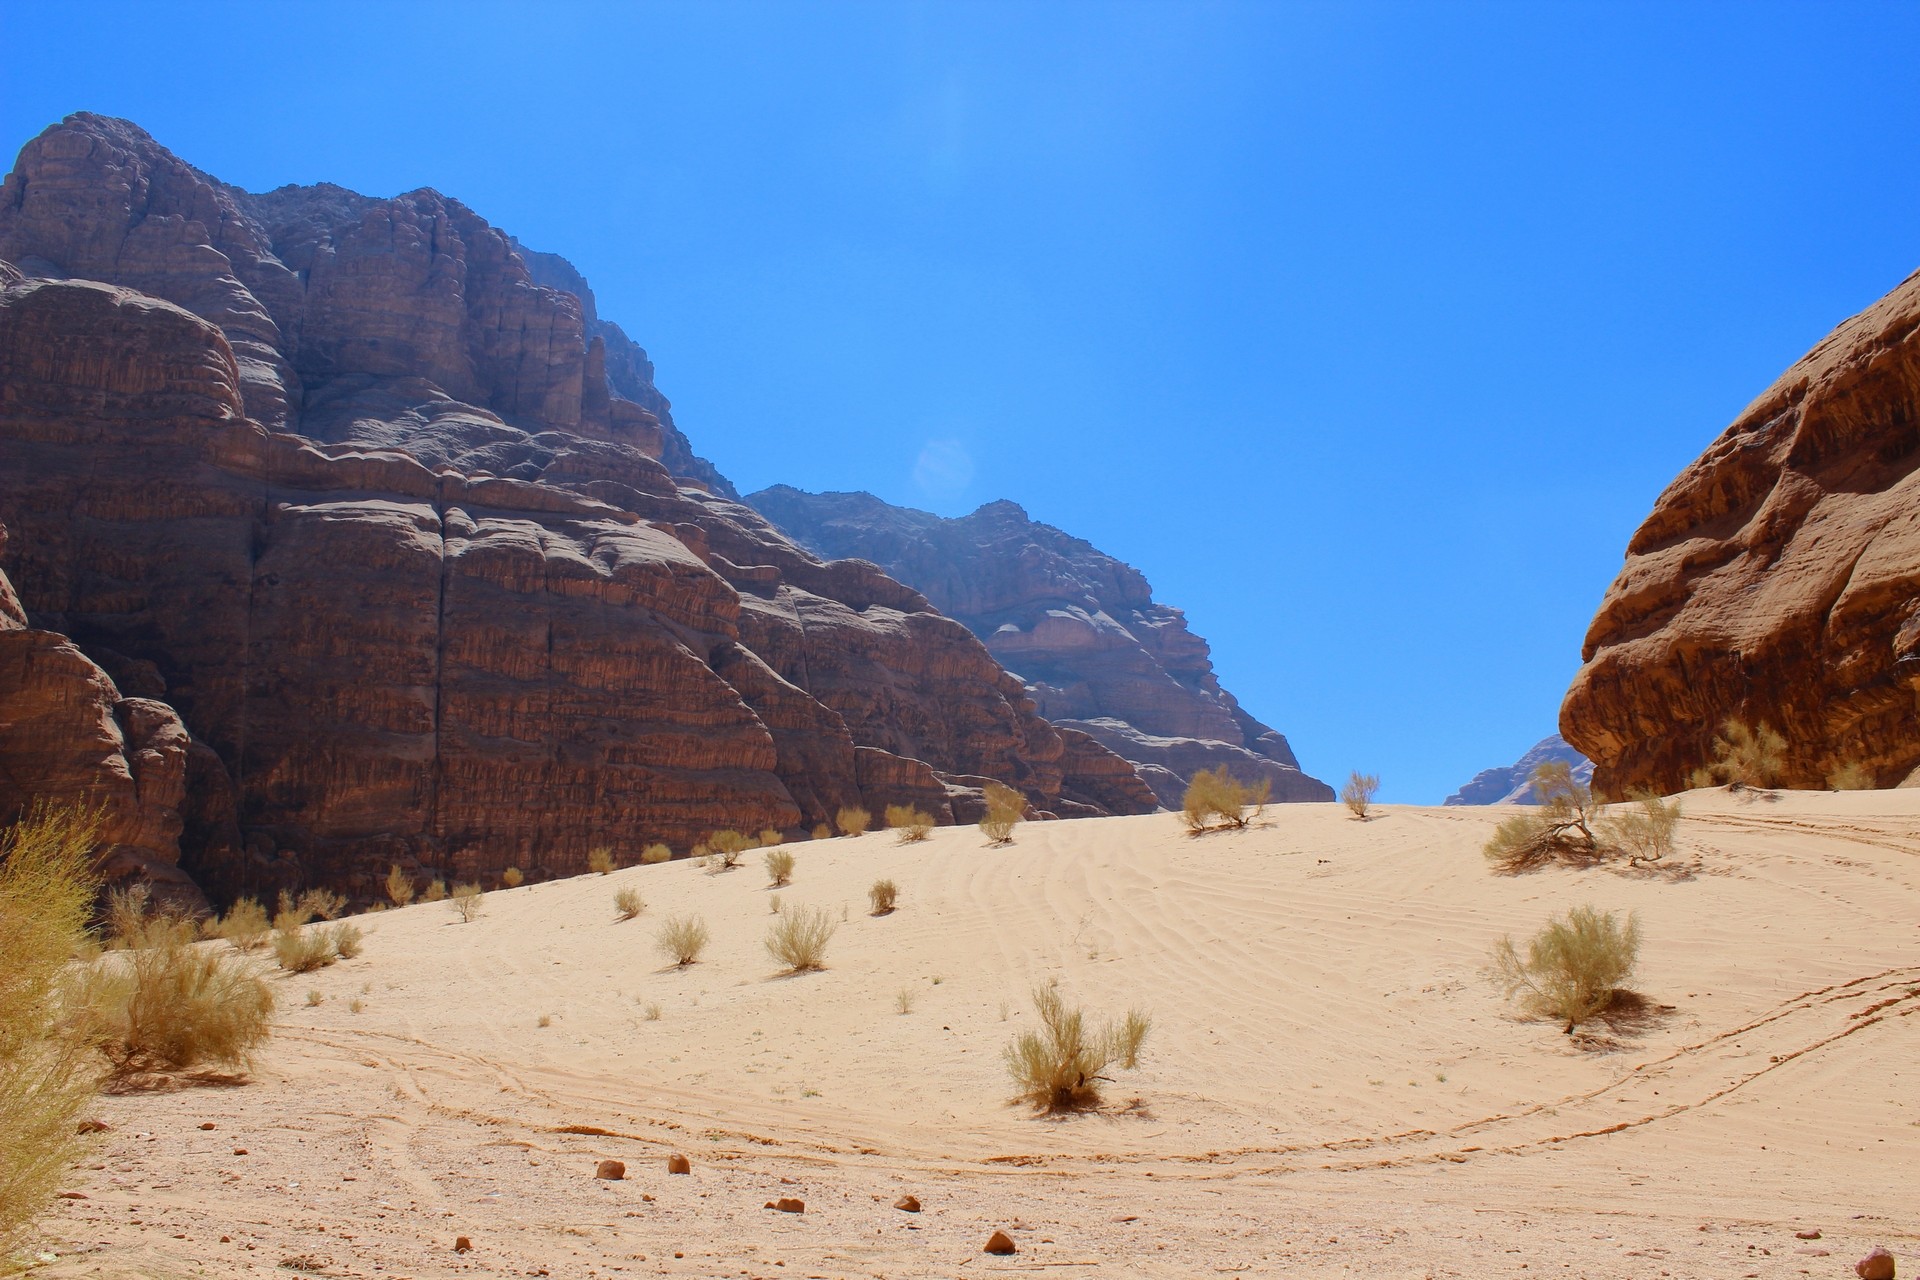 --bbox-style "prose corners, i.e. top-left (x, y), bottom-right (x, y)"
top-left (454, 1236), bottom-right (472, 1254)
top-left (1798, 1230), bottom-right (1823, 1240)
top-left (893, 1195), bottom-right (920, 1213)
top-left (594, 1160), bottom-right (625, 1180)
top-left (667, 1154), bottom-right (691, 1175)
top-left (984, 1230), bottom-right (1017, 1255)
top-left (199, 1122), bottom-right (216, 1131)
